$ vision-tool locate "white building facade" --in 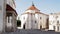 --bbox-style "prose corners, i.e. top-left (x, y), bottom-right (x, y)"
top-left (49, 13), bottom-right (60, 32)
top-left (20, 4), bottom-right (49, 30)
